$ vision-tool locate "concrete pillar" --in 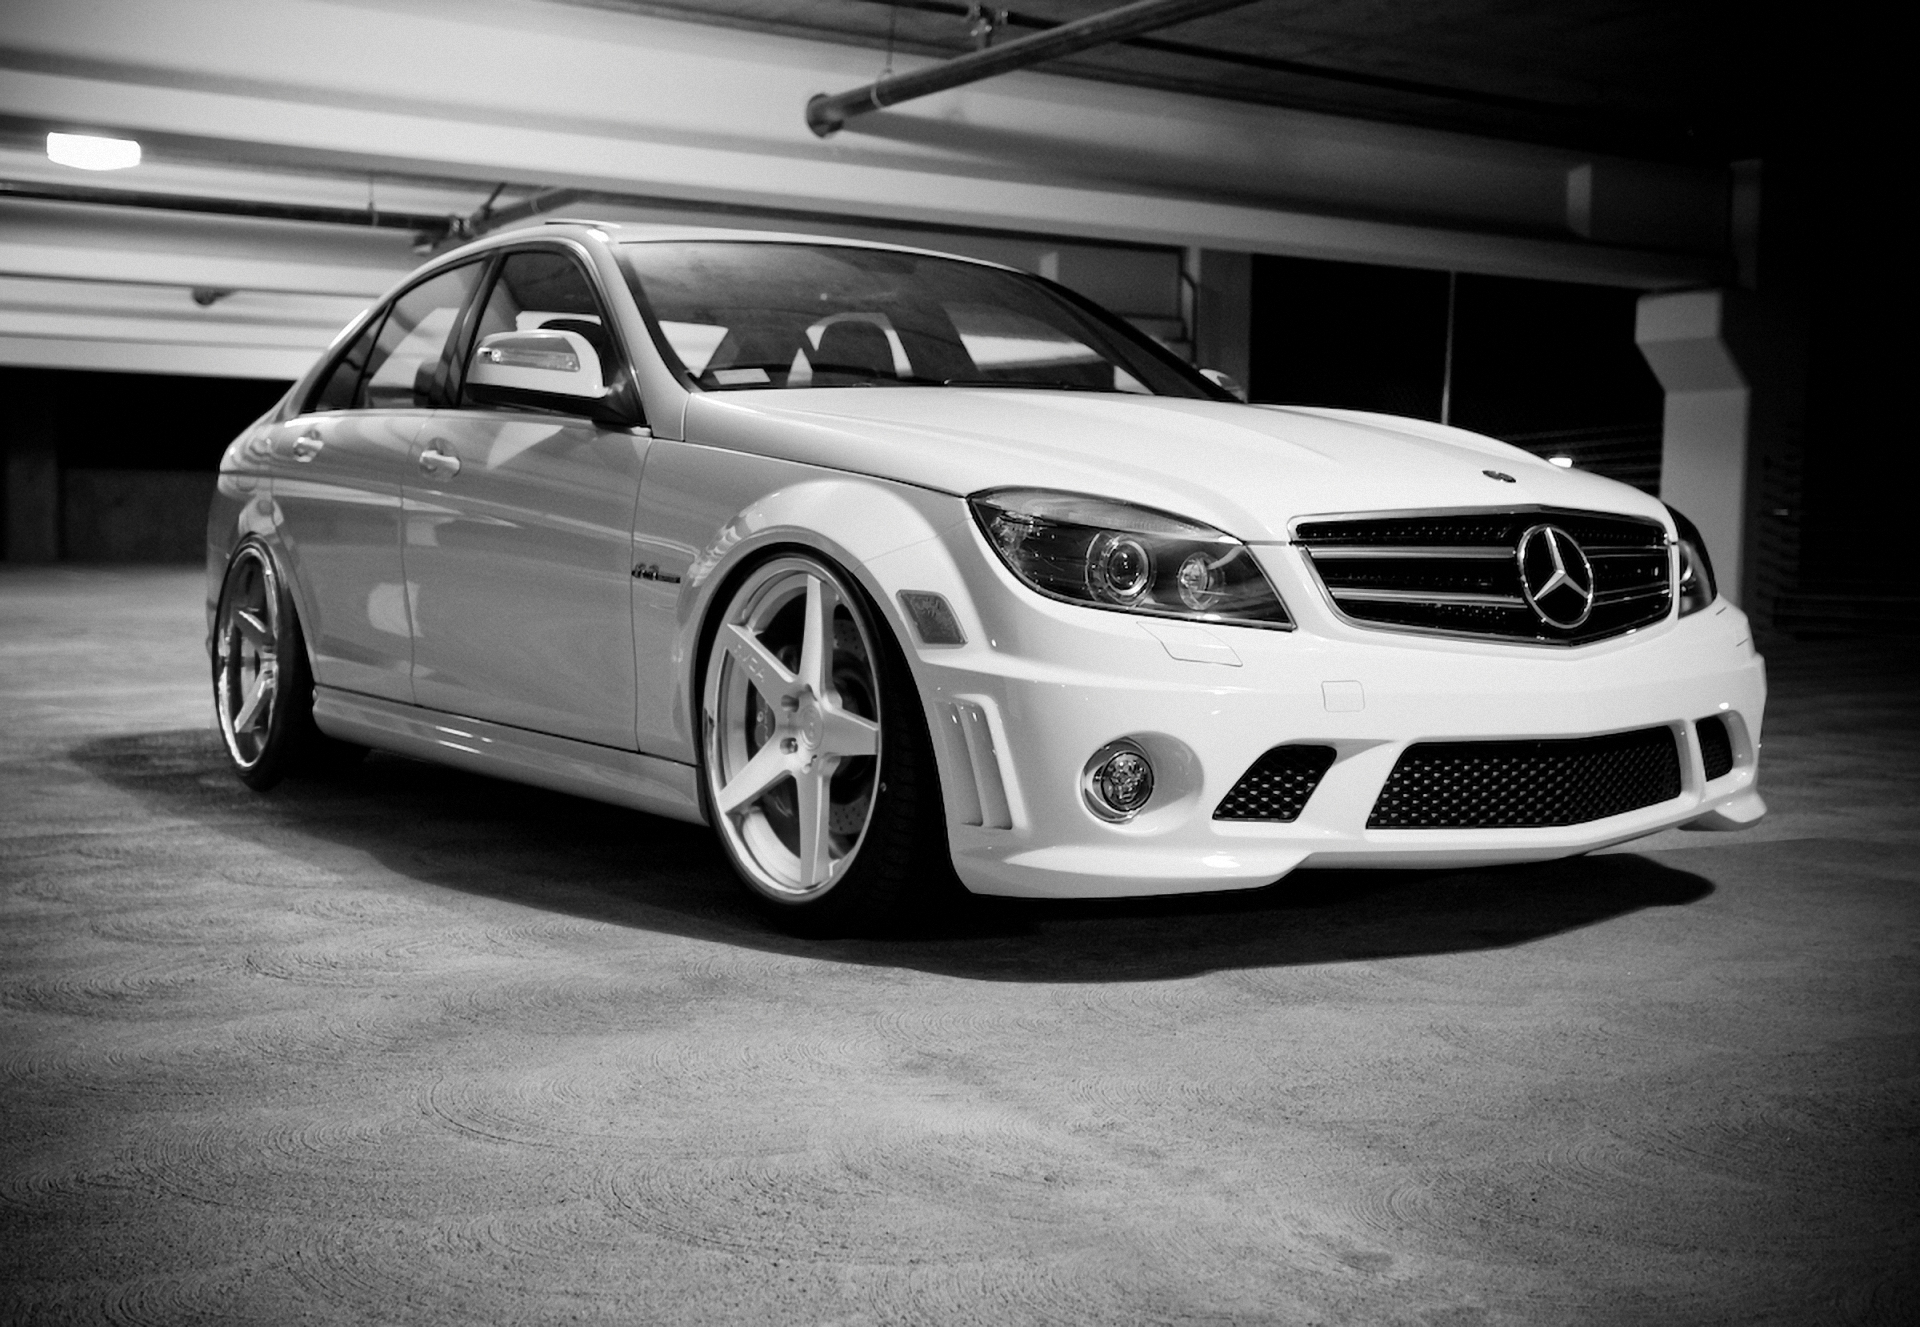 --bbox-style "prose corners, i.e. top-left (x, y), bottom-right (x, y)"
top-left (1635, 288), bottom-right (1803, 617)
top-left (4, 381), bottom-right (59, 563)
top-left (1192, 249), bottom-right (1252, 389)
